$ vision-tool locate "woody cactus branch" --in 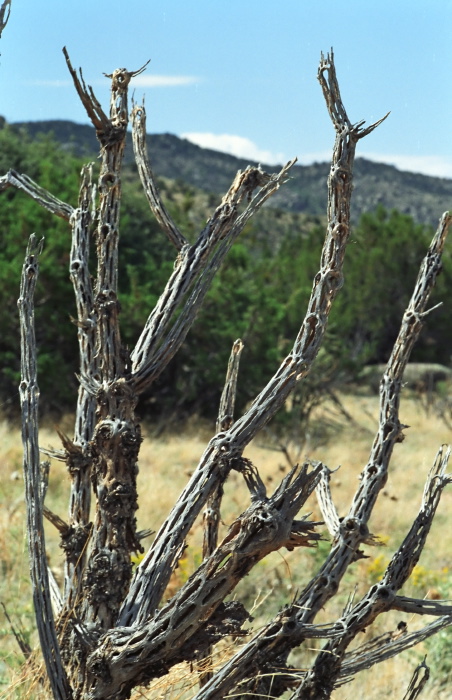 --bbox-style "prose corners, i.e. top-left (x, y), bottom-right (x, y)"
top-left (131, 103), bottom-right (188, 250)
top-left (199, 339), bottom-right (244, 684)
top-left (62, 164), bottom-right (97, 609)
top-left (295, 446), bottom-right (451, 699)
top-left (63, 51), bottom-right (145, 631)
top-left (237, 210), bottom-right (451, 700)
top-left (18, 235), bottom-right (72, 700)
top-left (189, 77), bottom-right (450, 700)
top-left (402, 659), bottom-right (430, 700)
top-left (203, 339), bottom-right (245, 559)
top-left (0, 0), bottom-right (11, 38)
top-left (314, 463), bottom-right (340, 537)
top-left (81, 463), bottom-right (324, 698)
top-left (130, 160), bottom-right (295, 392)
top-left (338, 620), bottom-right (449, 686)
top-left (0, 169), bottom-right (74, 219)
top-left (119, 51), bottom-right (383, 632)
